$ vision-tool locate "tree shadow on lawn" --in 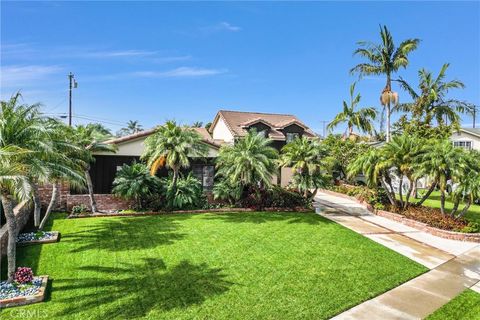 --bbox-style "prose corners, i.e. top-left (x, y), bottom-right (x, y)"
top-left (205, 211), bottom-right (330, 225)
top-left (54, 258), bottom-right (233, 319)
top-left (63, 216), bottom-right (188, 253)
